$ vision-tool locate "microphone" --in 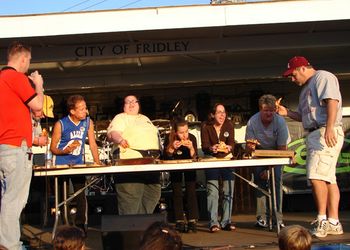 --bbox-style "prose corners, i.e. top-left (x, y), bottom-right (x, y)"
top-left (172, 101), bottom-right (180, 113)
